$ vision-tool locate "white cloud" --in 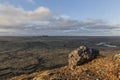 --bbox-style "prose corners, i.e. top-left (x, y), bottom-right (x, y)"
top-left (0, 4), bottom-right (52, 26)
top-left (0, 4), bottom-right (120, 36)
